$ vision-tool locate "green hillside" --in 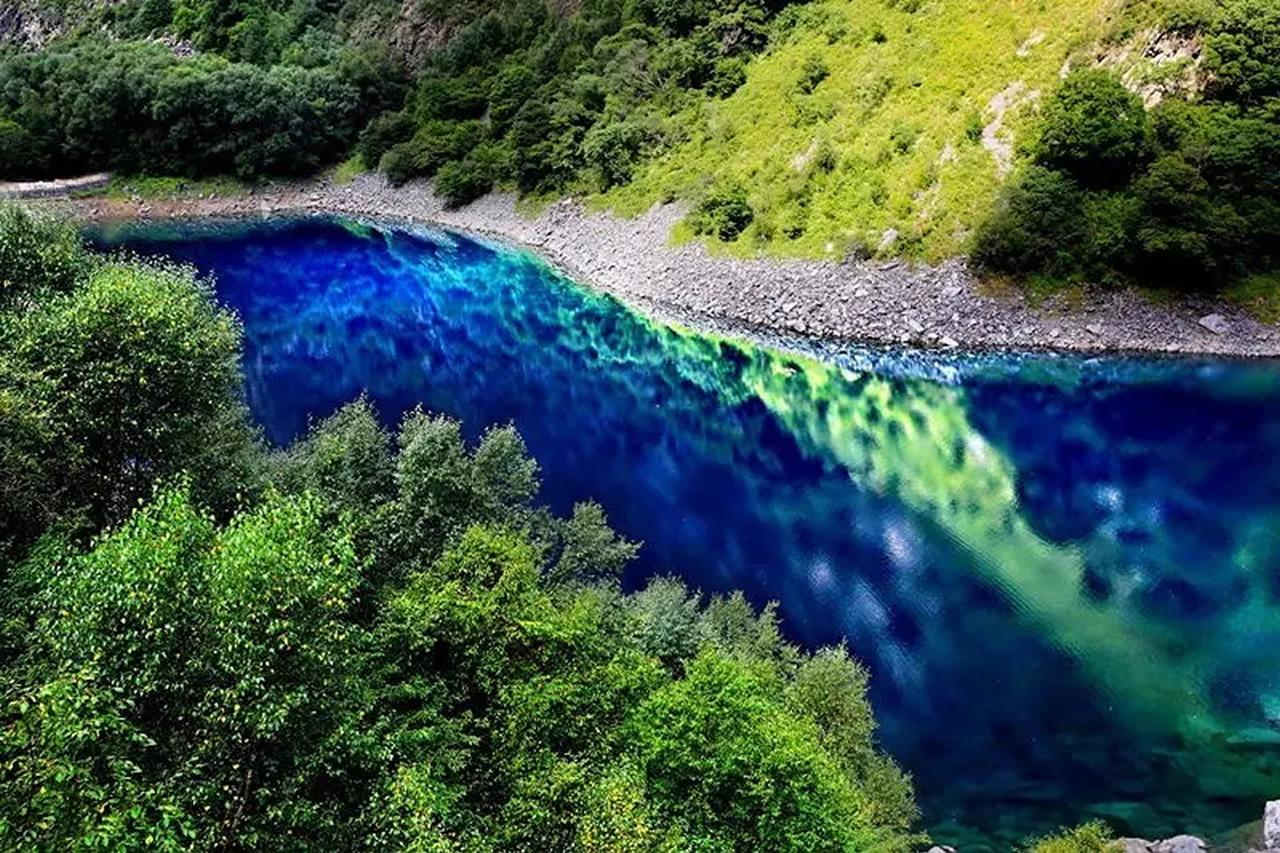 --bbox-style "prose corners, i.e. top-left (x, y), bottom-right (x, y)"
top-left (607, 0), bottom-right (1120, 261)
top-left (0, 0), bottom-right (1275, 289)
